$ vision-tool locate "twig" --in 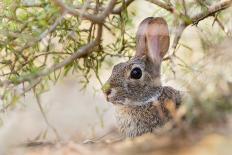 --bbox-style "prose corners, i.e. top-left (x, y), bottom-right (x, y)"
top-left (20, 2), bottom-right (47, 8)
top-left (148, 0), bottom-right (232, 51)
top-left (33, 89), bottom-right (60, 140)
top-left (181, 0), bottom-right (188, 16)
top-left (213, 16), bottom-right (228, 35)
top-left (18, 52), bottom-right (72, 70)
top-left (112, 0), bottom-right (135, 14)
top-left (19, 78), bottom-right (41, 96)
top-left (73, 0), bottom-right (135, 15)
top-left (147, 0), bottom-right (173, 12)
top-left (172, 23), bottom-right (186, 50)
top-left (0, 24), bottom-right (103, 87)
top-left (53, 0), bottom-right (117, 23)
top-left (14, 13), bottom-right (65, 53)
top-left (191, 0), bottom-right (232, 25)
